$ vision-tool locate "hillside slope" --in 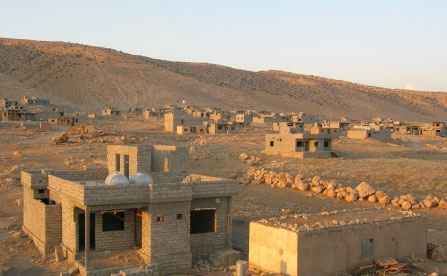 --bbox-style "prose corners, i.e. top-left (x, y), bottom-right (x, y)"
top-left (0, 37), bottom-right (446, 120)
